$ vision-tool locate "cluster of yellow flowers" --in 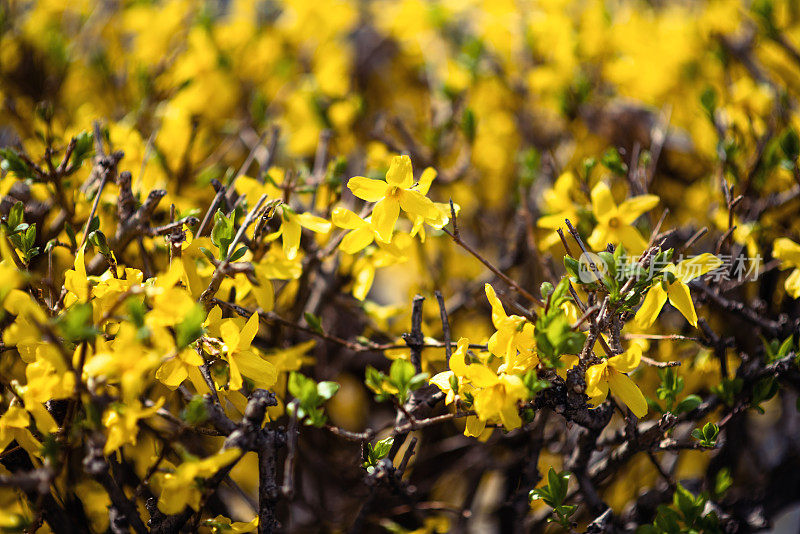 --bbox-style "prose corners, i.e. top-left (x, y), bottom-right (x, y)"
top-left (1, 0), bottom-right (800, 531)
